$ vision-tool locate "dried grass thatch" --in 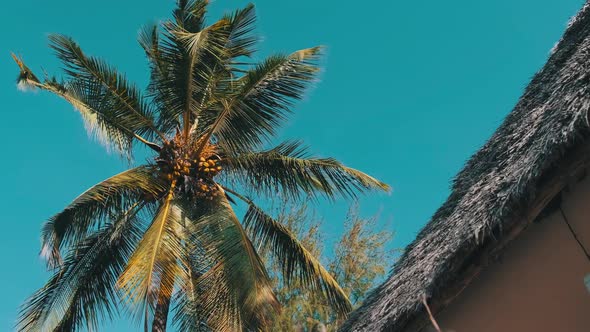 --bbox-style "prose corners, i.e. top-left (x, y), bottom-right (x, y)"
top-left (341, 2), bottom-right (590, 331)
